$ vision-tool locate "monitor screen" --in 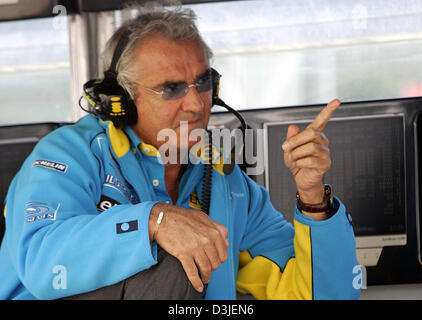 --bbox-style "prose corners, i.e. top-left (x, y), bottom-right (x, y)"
top-left (264, 113), bottom-right (406, 249)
